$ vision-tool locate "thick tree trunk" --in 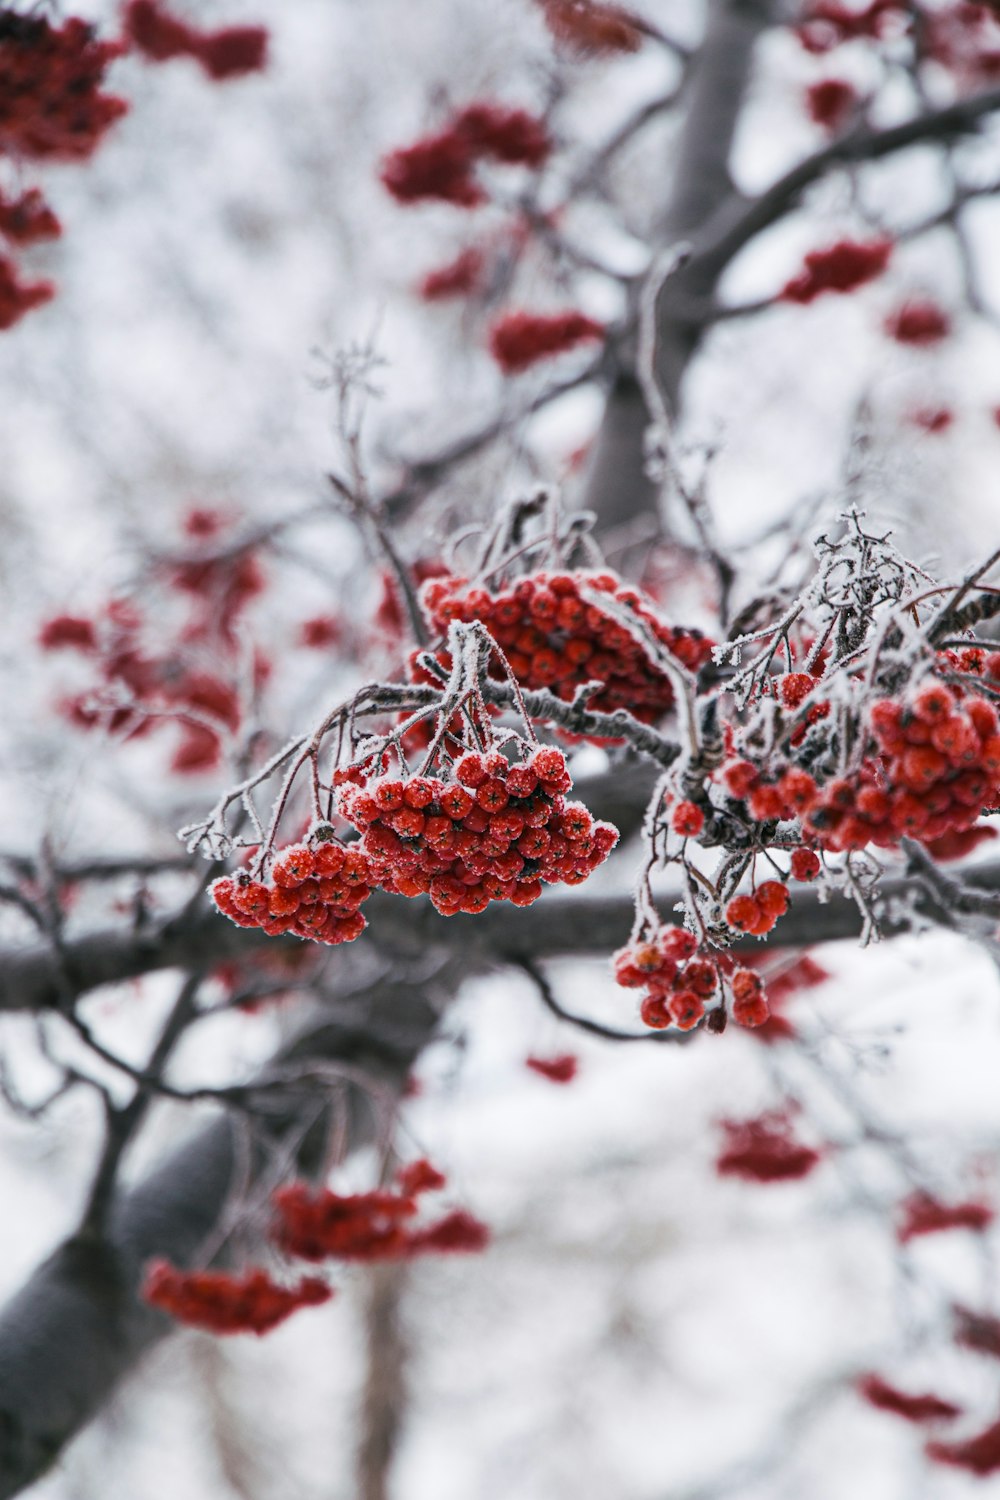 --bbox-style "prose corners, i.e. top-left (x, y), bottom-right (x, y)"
top-left (0, 988), bottom-right (441, 1498)
top-left (584, 0), bottom-right (771, 533)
